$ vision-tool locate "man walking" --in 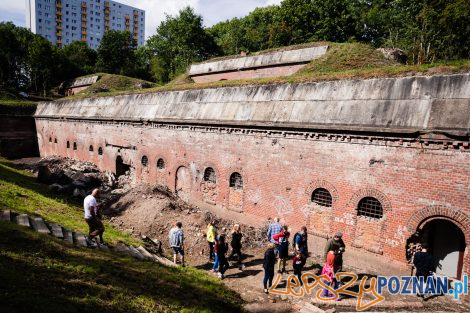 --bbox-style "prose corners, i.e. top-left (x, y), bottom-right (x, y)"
top-left (169, 222), bottom-right (185, 266)
top-left (83, 188), bottom-right (105, 247)
top-left (413, 242), bottom-right (435, 298)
